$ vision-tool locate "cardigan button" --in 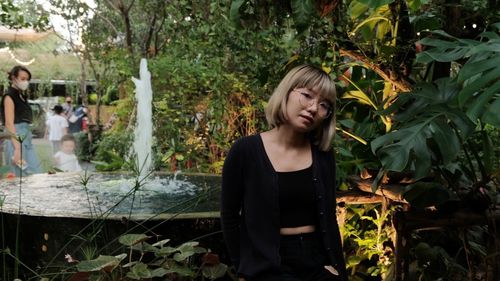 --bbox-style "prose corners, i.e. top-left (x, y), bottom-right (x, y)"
top-left (326, 247), bottom-right (331, 251)
top-left (319, 212), bottom-right (324, 216)
top-left (313, 178), bottom-right (318, 182)
top-left (317, 195), bottom-right (323, 199)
